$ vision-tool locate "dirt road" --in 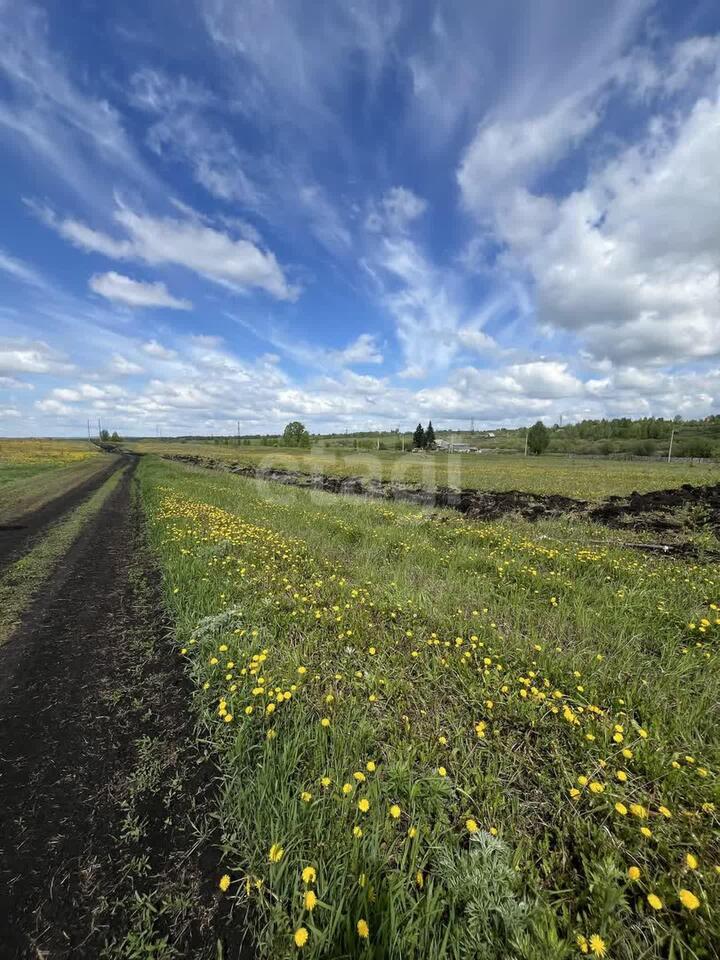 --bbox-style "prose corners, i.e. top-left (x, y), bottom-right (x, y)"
top-left (0, 460), bottom-right (245, 958)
